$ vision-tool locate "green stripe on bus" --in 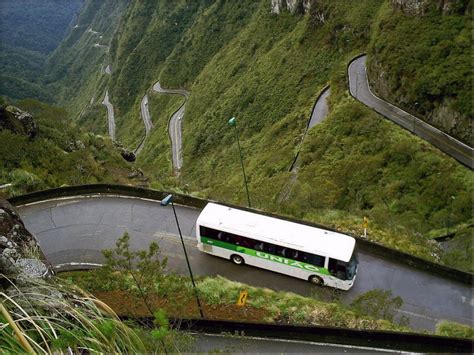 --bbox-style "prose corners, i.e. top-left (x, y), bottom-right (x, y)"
top-left (201, 236), bottom-right (330, 275)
